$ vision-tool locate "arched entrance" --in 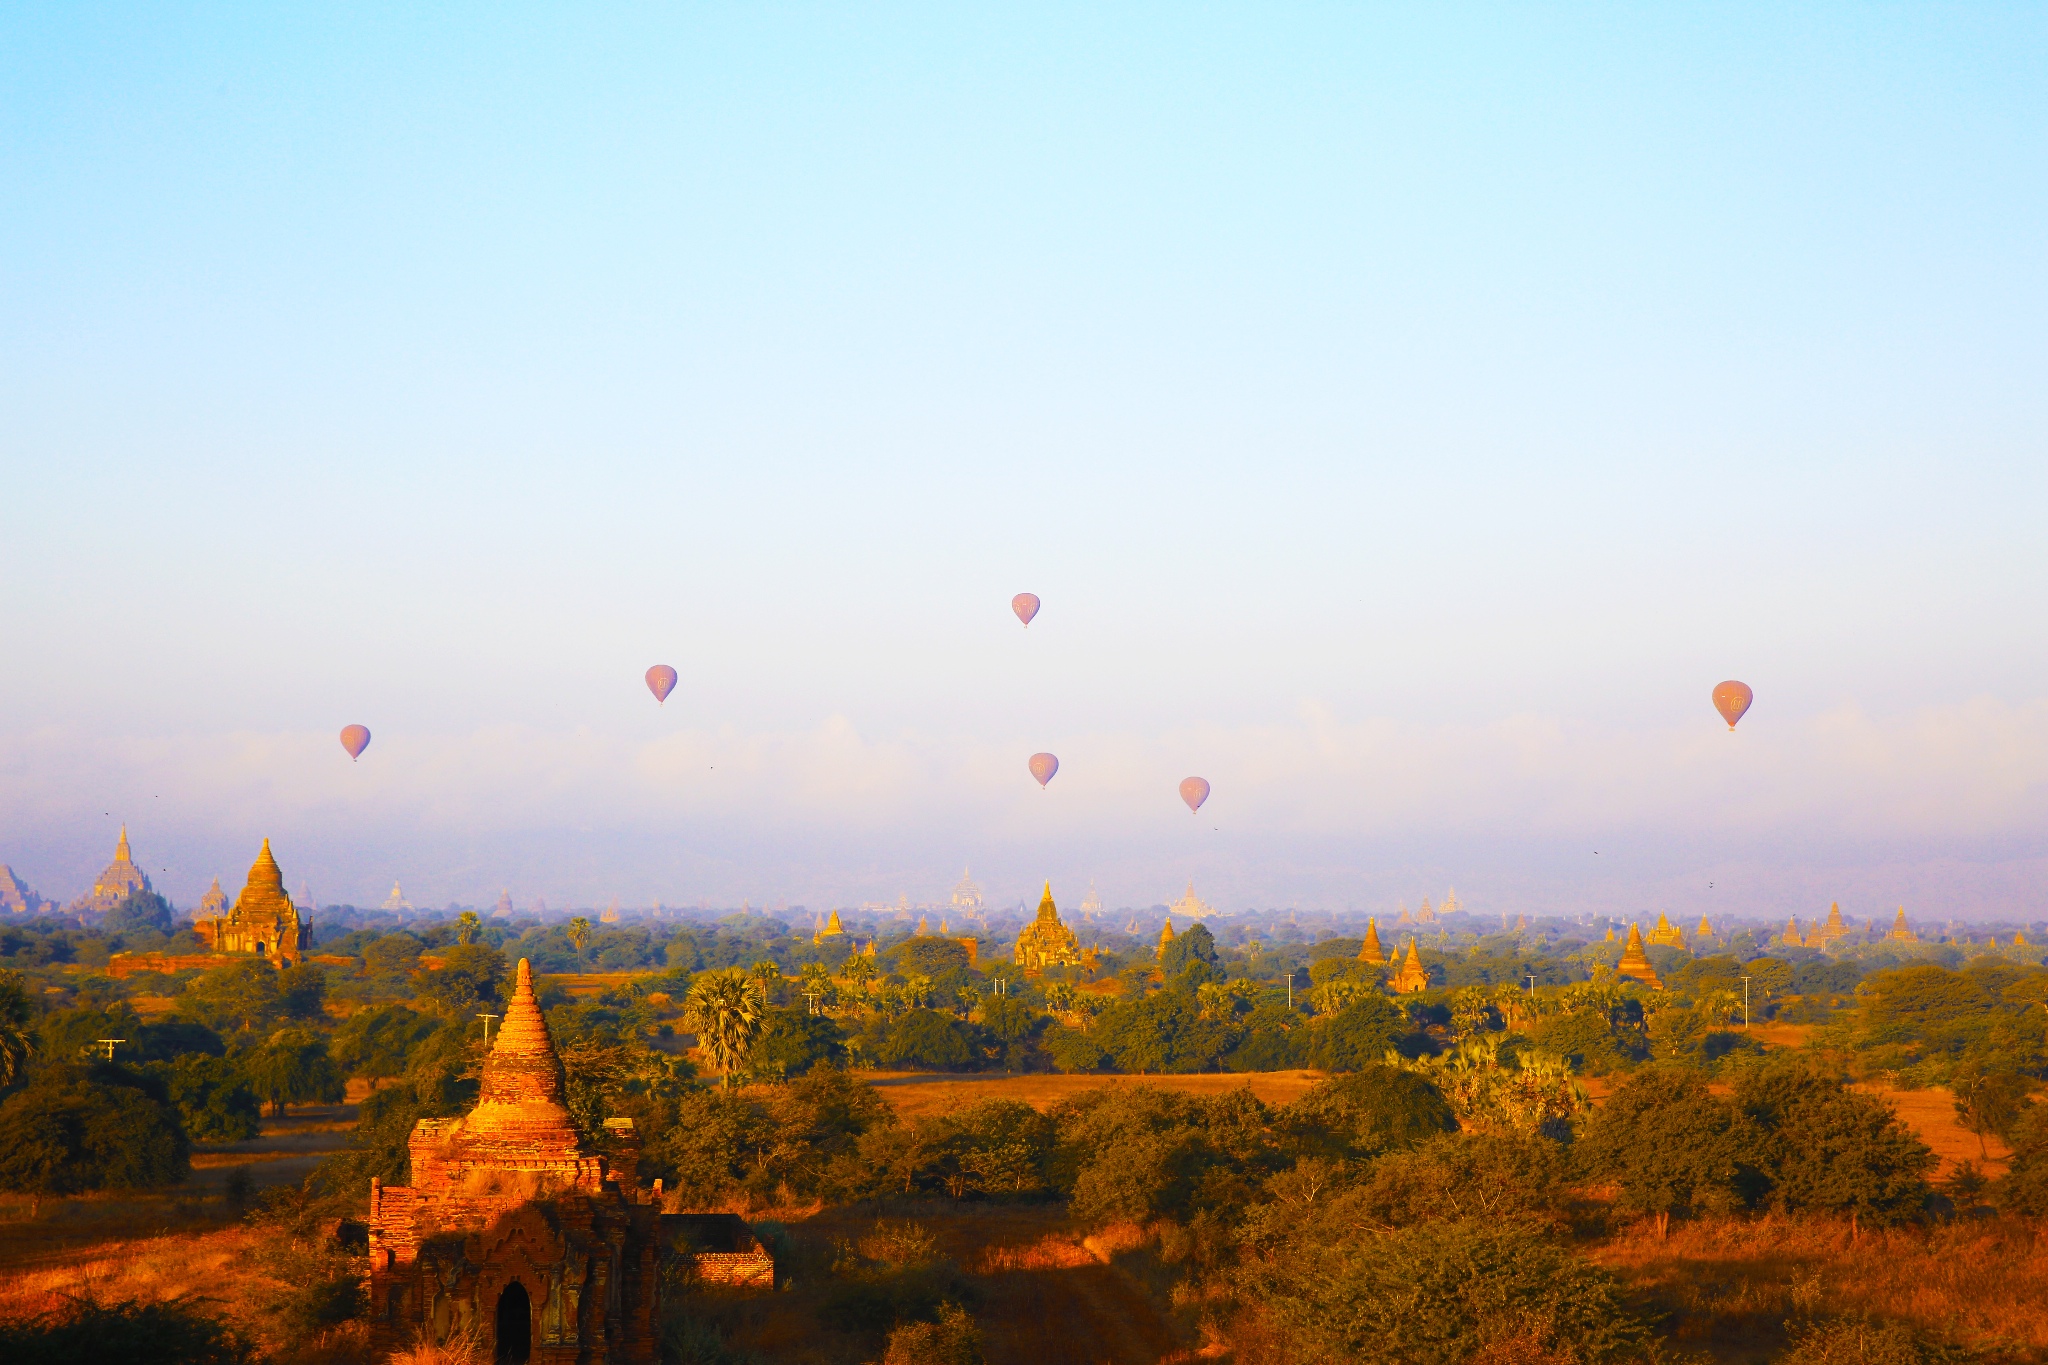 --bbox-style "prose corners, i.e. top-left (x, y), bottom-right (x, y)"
top-left (494, 1282), bottom-right (531, 1364)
